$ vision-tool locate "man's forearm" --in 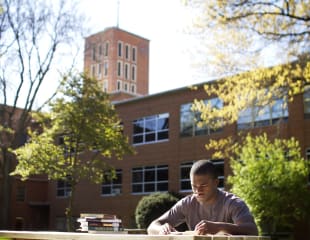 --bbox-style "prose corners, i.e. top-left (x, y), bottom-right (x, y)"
top-left (216, 222), bottom-right (258, 235)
